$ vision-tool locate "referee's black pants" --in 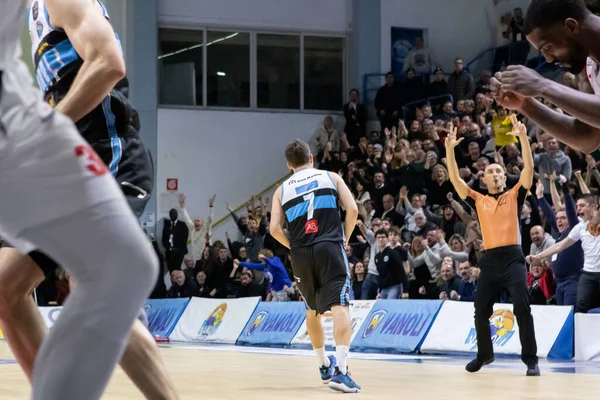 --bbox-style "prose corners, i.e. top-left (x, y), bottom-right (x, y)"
top-left (474, 245), bottom-right (538, 365)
